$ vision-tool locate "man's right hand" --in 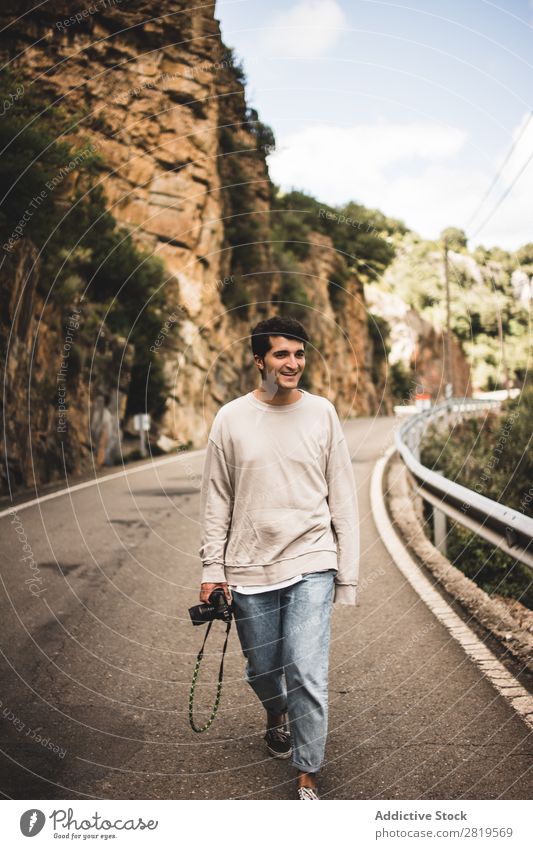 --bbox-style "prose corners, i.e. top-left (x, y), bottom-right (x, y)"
top-left (200, 582), bottom-right (232, 604)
